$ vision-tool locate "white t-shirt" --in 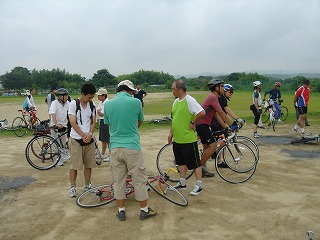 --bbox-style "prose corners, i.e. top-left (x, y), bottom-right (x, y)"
top-left (49, 100), bottom-right (69, 127)
top-left (96, 98), bottom-right (108, 120)
top-left (68, 99), bottom-right (96, 139)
